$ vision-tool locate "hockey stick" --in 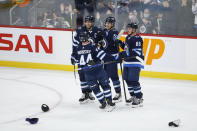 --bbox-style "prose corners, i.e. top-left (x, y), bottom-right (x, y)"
top-left (119, 62), bottom-right (130, 103)
top-left (70, 12), bottom-right (77, 81)
top-left (75, 56), bottom-right (144, 71)
top-left (116, 22), bottom-right (129, 103)
top-left (75, 61), bottom-right (118, 71)
top-left (117, 23), bottom-right (130, 103)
